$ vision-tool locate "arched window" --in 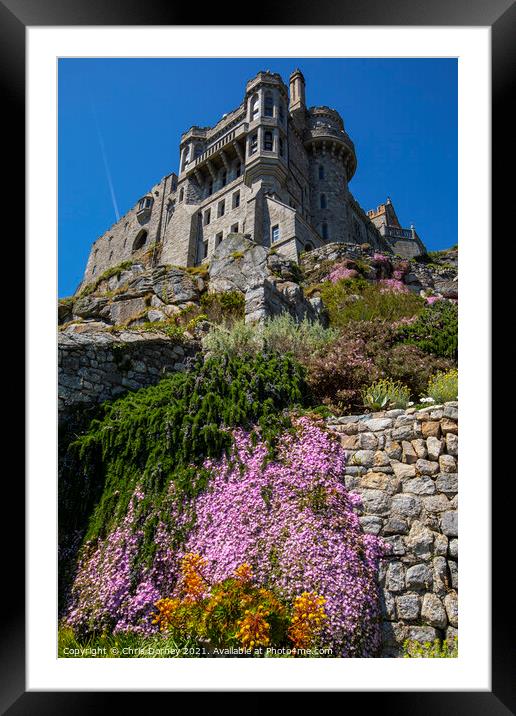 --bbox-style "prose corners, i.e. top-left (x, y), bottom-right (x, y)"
top-left (264, 92), bottom-right (274, 117)
top-left (322, 223), bottom-right (329, 241)
top-left (304, 242), bottom-right (314, 252)
top-left (320, 194), bottom-right (327, 209)
top-left (319, 165), bottom-right (324, 180)
top-left (263, 131), bottom-right (273, 151)
top-left (249, 133), bottom-right (258, 155)
top-left (250, 94), bottom-right (259, 121)
top-left (179, 188), bottom-right (184, 202)
top-left (132, 229), bottom-right (148, 253)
